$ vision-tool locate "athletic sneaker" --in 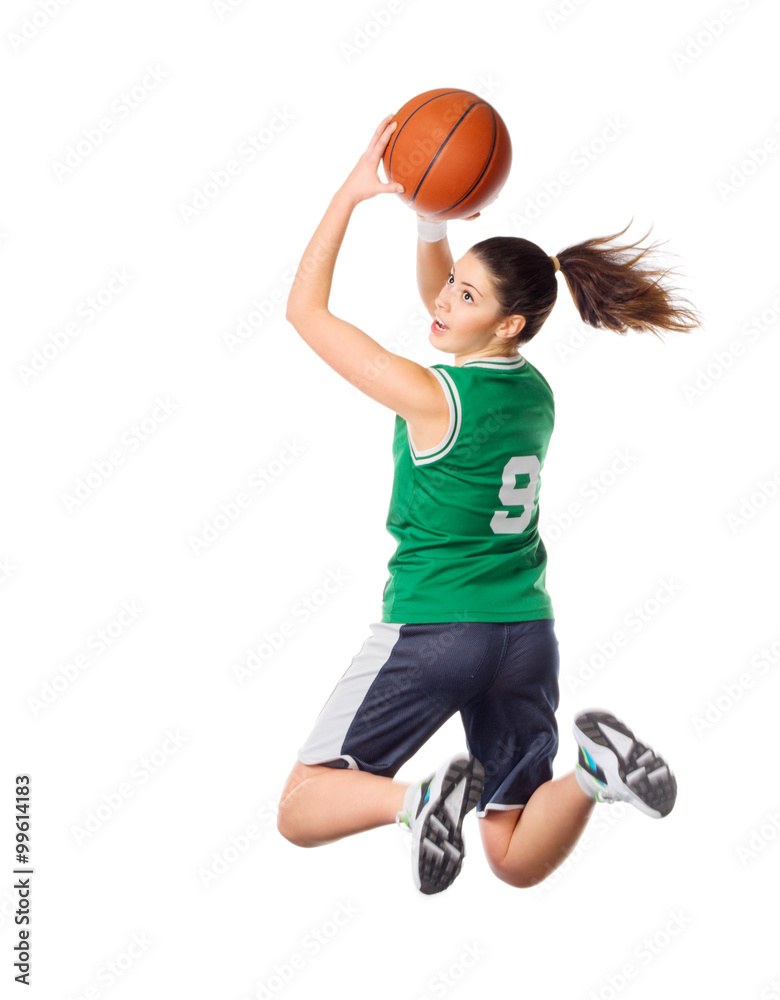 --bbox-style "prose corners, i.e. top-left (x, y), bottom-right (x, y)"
top-left (573, 710), bottom-right (677, 818)
top-left (396, 753), bottom-right (485, 894)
